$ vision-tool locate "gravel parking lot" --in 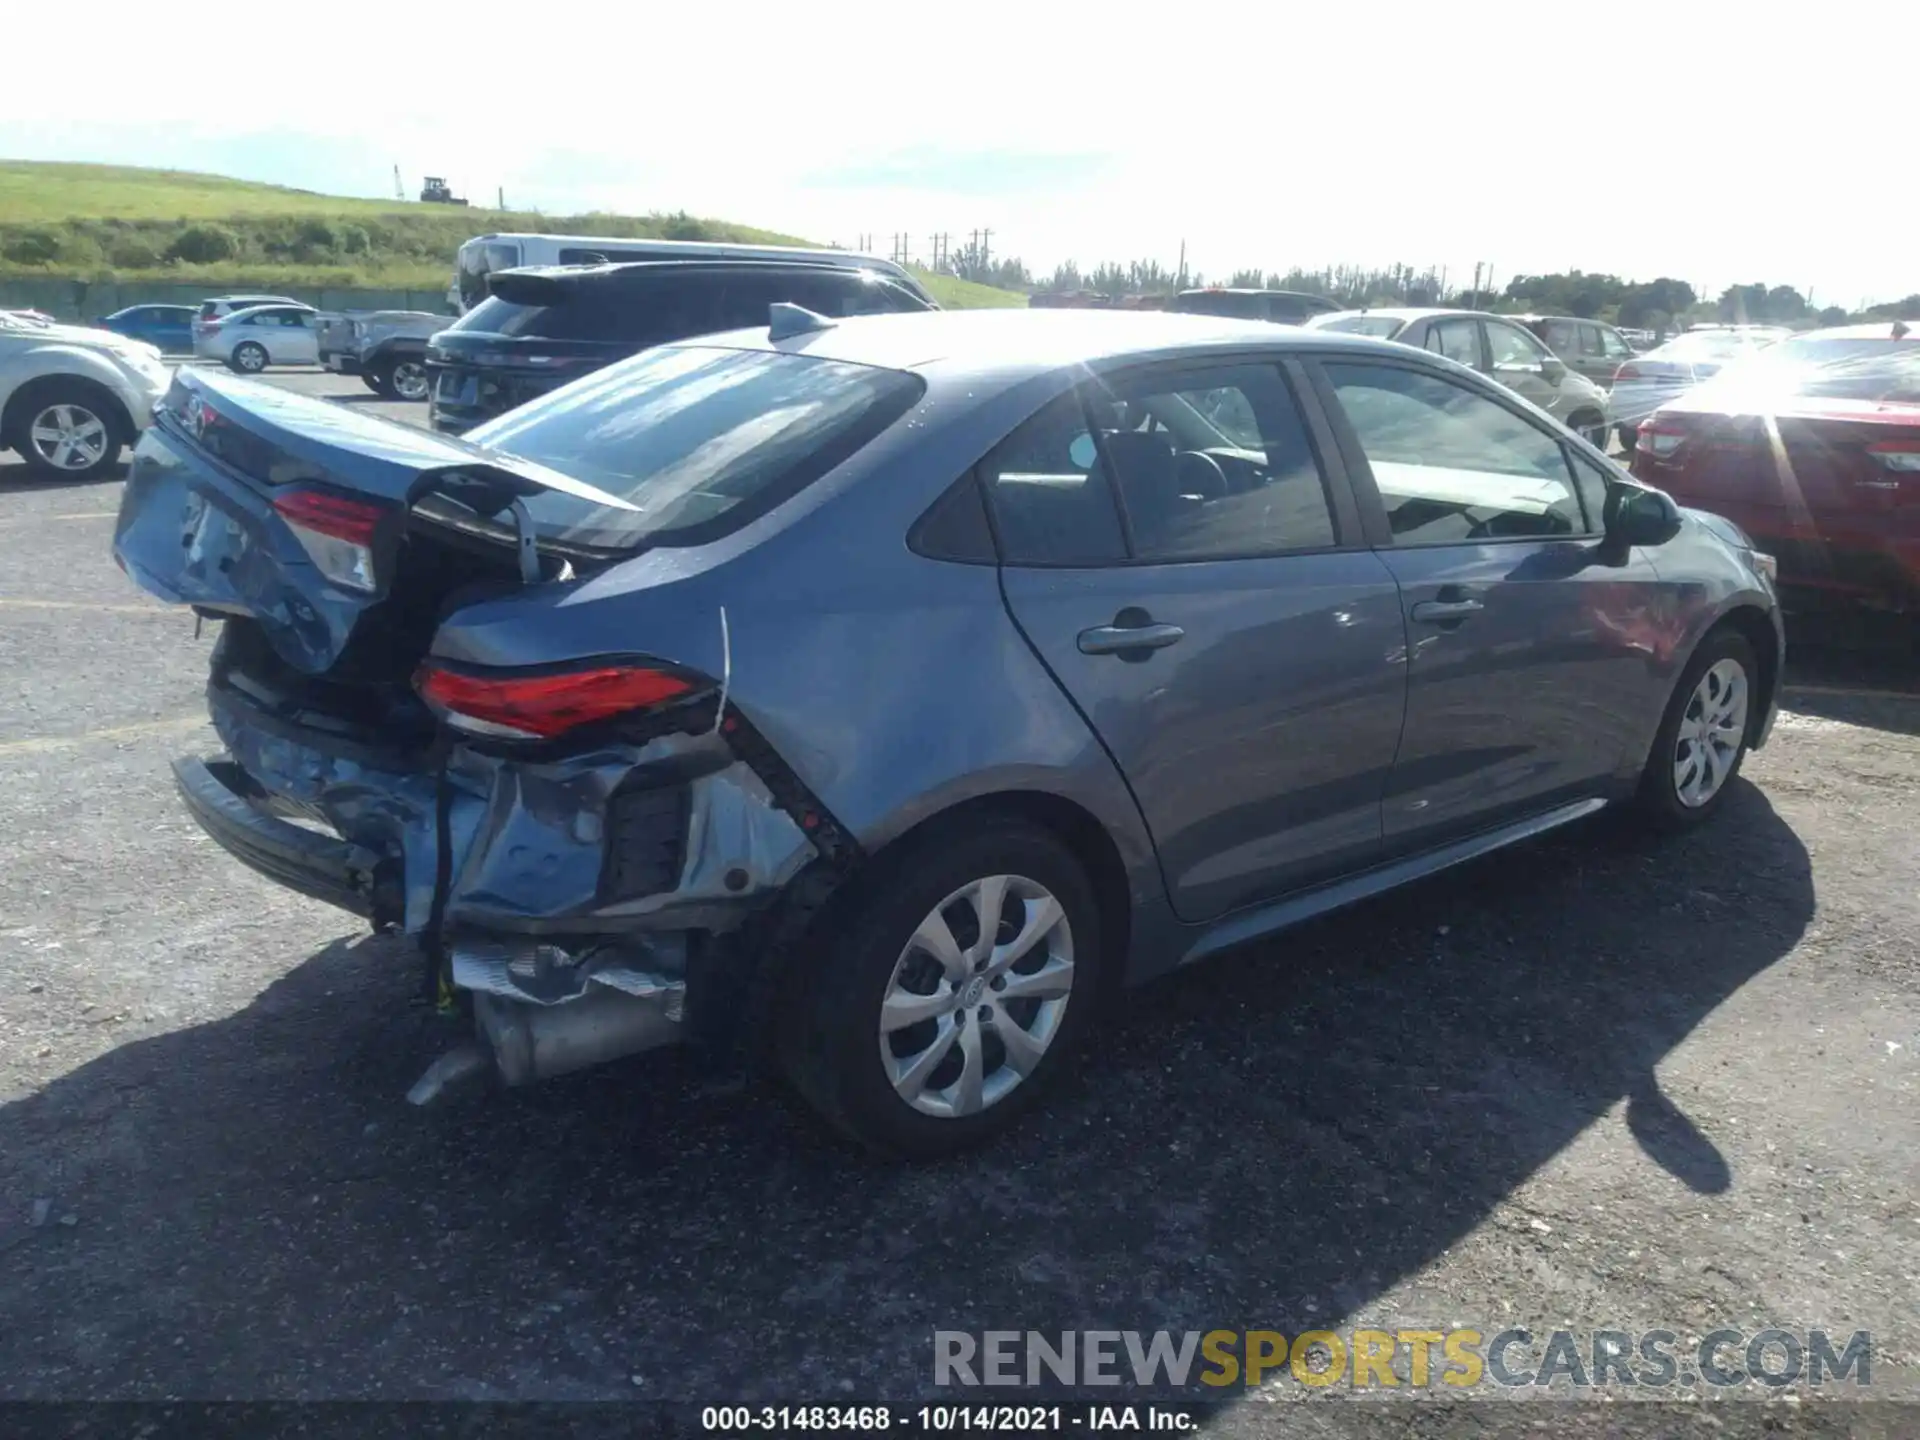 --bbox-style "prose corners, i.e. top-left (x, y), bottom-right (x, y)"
top-left (0, 370), bottom-right (1916, 1415)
